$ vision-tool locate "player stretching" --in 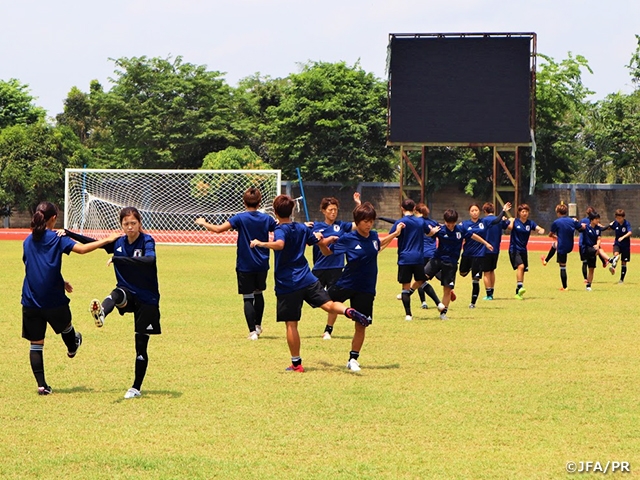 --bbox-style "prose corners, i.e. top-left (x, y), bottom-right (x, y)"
top-left (318, 202), bottom-right (403, 371)
top-left (86, 207), bottom-right (162, 399)
top-left (459, 203), bottom-right (488, 308)
top-left (482, 202), bottom-right (510, 300)
top-left (309, 193), bottom-right (360, 340)
top-left (608, 209), bottom-right (632, 283)
top-left (501, 203), bottom-right (545, 299)
top-left (195, 187), bottom-right (276, 340)
top-left (22, 202), bottom-right (118, 395)
top-left (581, 211), bottom-right (612, 290)
top-left (425, 209), bottom-right (494, 320)
top-left (250, 195), bottom-right (371, 373)
top-left (548, 203), bottom-right (585, 291)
